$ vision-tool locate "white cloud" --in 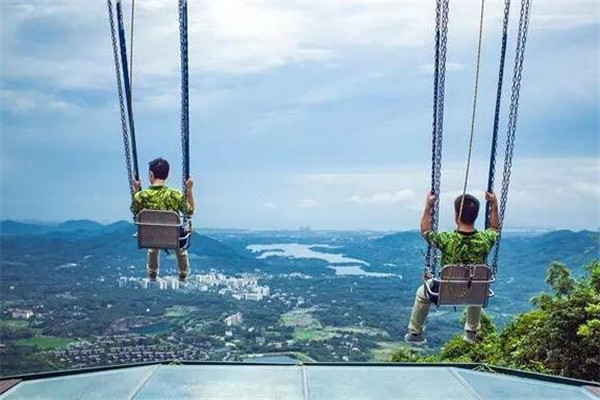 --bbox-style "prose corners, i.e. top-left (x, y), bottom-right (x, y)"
top-left (0, 90), bottom-right (79, 114)
top-left (263, 202), bottom-right (276, 209)
top-left (298, 199), bottom-right (318, 209)
top-left (1, 0), bottom-right (597, 107)
top-left (136, 87), bottom-right (232, 113)
top-left (532, 5), bottom-right (600, 31)
top-left (347, 189), bottom-right (415, 205)
top-left (0, 2), bottom-right (597, 230)
top-left (295, 157), bottom-right (599, 229)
